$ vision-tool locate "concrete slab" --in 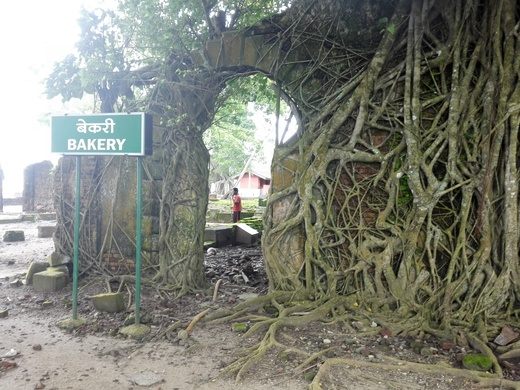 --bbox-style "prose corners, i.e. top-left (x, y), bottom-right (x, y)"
top-left (234, 223), bottom-right (260, 246)
top-left (204, 226), bottom-right (234, 247)
top-left (37, 225), bottom-right (56, 238)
